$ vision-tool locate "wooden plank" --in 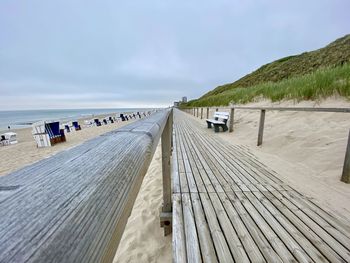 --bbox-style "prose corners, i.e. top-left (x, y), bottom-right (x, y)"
top-left (257, 109), bottom-right (266, 146)
top-left (0, 110), bottom-right (171, 263)
top-left (208, 193), bottom-right (250, 262)
top-left (190, 193), bottom-right (218, 262)
top-left (262, 191), bottom-right (345, 263)
top-left (341, 129), bottom-right (350, 183)
top-left (162, 109), bottom-right (173, 212)
top-left (250, 191), bottom-right (329, 262)
top-left (225, 192), bottom-right (282, 262)
top-left (161, 109), bottom-right (173, 235)
top-left (172, 131), bottom-right (181, 193)
top-left (233, 106), bottom-right (350, 113)
top-left (233, 191), bottom-right (296, 262)
top-left (243, 192), bottom-right (314, 263)
top-left (173, 194), bottom-right (187, 262)
top-left (229, 108), bottom-right (234, 133)
top-left (199, 193), bottom-right (234, 262)
top-left (217, 192), bottom-right (266, 263)
top-left (182, 193), bottom-right (202, 263)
